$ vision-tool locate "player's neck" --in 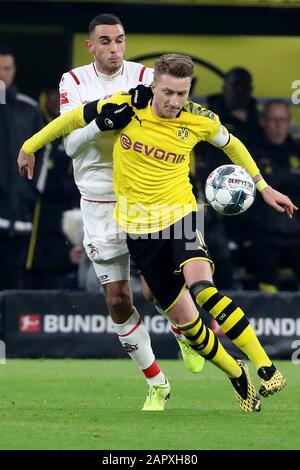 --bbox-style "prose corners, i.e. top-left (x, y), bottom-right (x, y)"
top-left (151, 100), bottom-right (164, 118)
top-left (94, 60), bottom-right (123, 77)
